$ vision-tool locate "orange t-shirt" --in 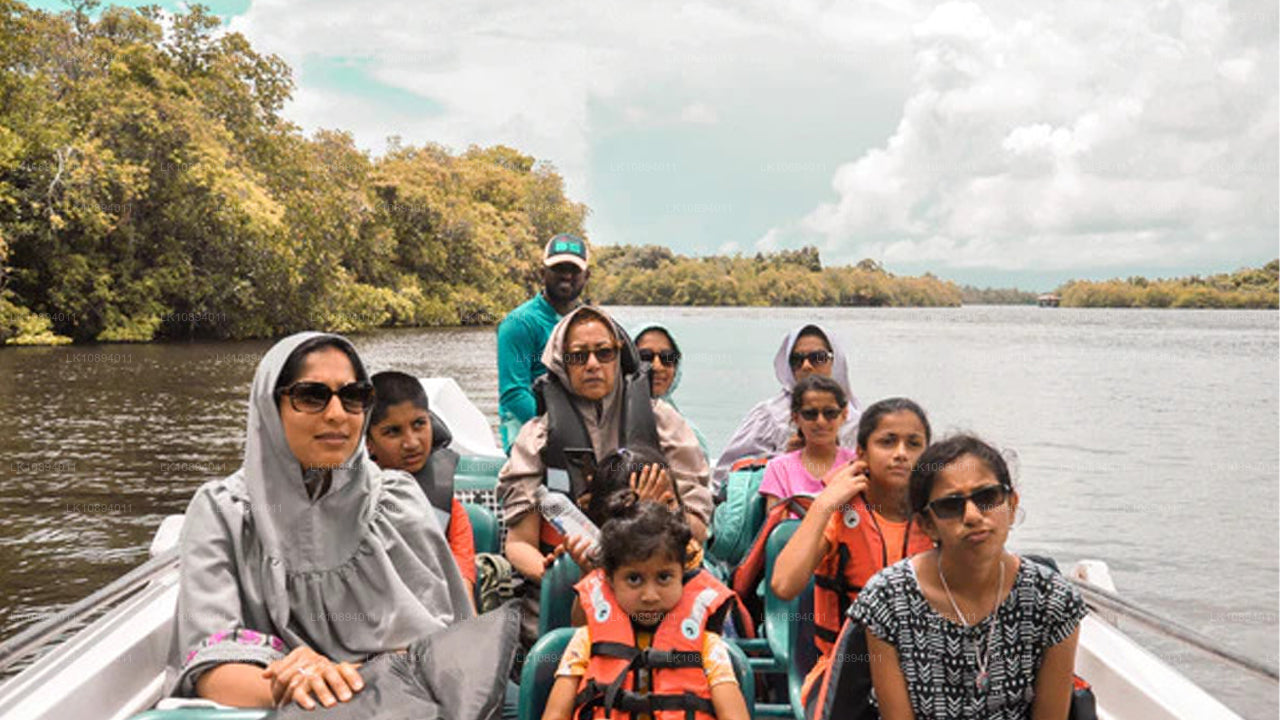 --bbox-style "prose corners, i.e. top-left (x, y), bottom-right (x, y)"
top-left (871, 510), bottom-right (909, 564)
top-left (447, 498), bottom-right (477, 585)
